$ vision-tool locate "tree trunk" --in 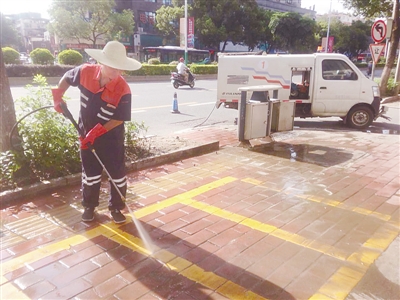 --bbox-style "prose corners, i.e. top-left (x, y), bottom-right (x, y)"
top-left (1, 46), bottom-right (38, 188)
top-left (0, 46), bottom-right (18, 152)
top-left (380, 0), bottom-right (399, 97)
